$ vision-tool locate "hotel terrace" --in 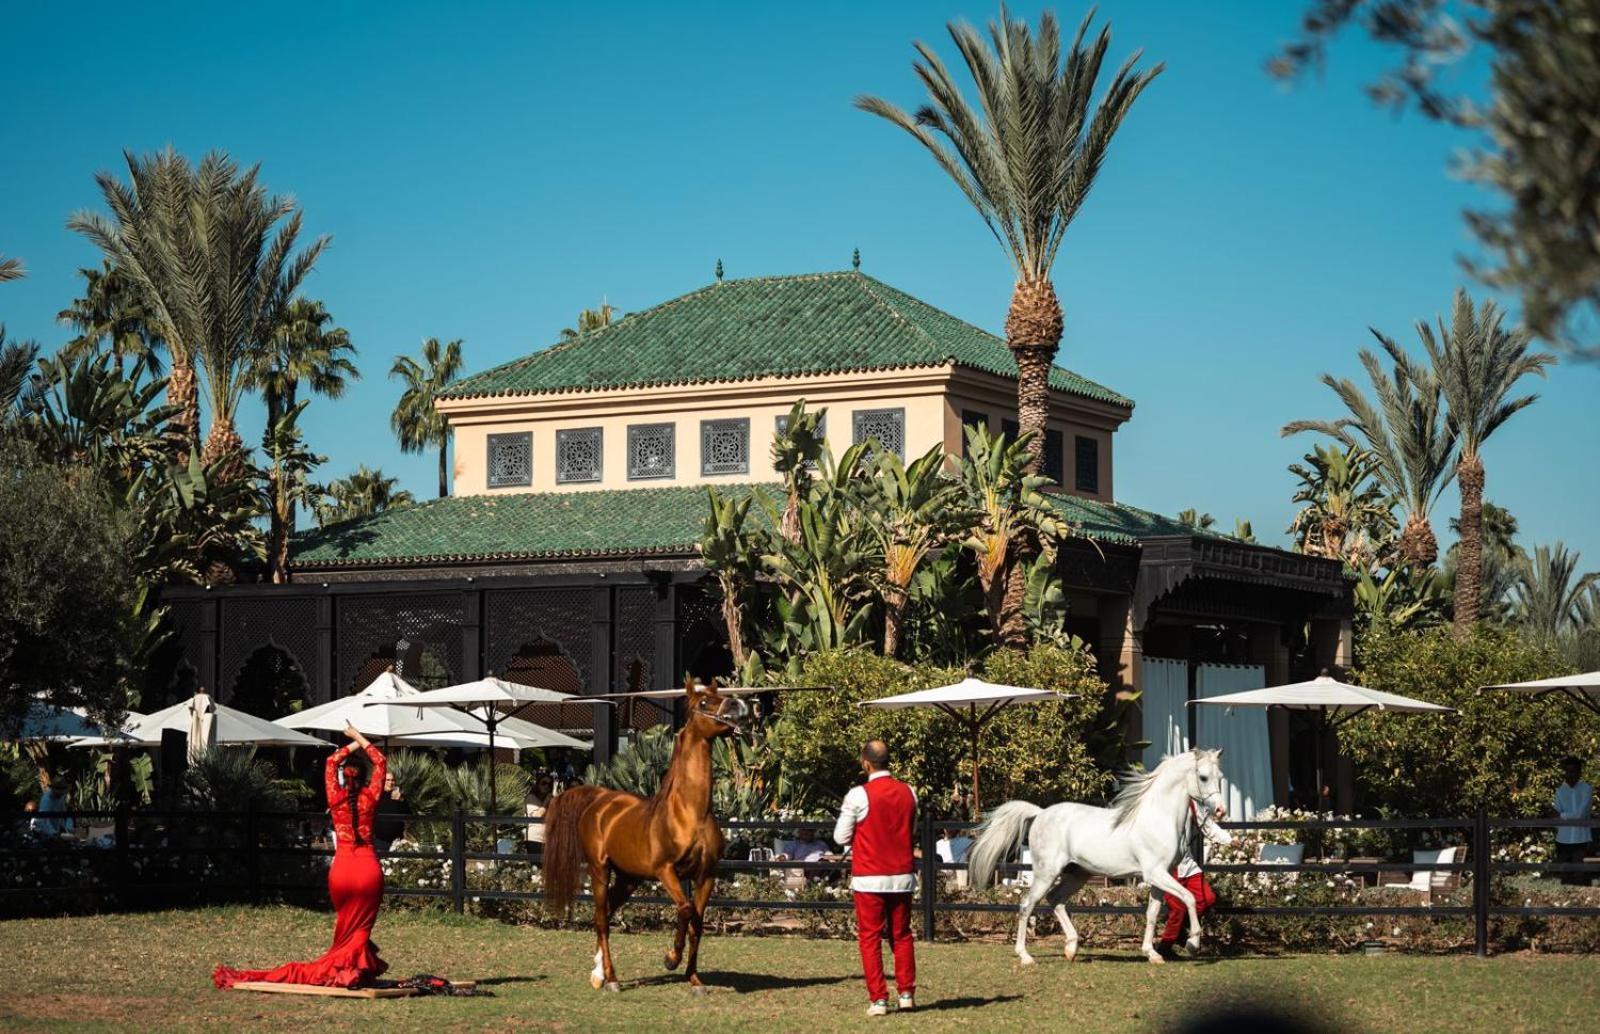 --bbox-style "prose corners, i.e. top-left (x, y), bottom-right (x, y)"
top-left (159, 269), bottom-right (1353, 805)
